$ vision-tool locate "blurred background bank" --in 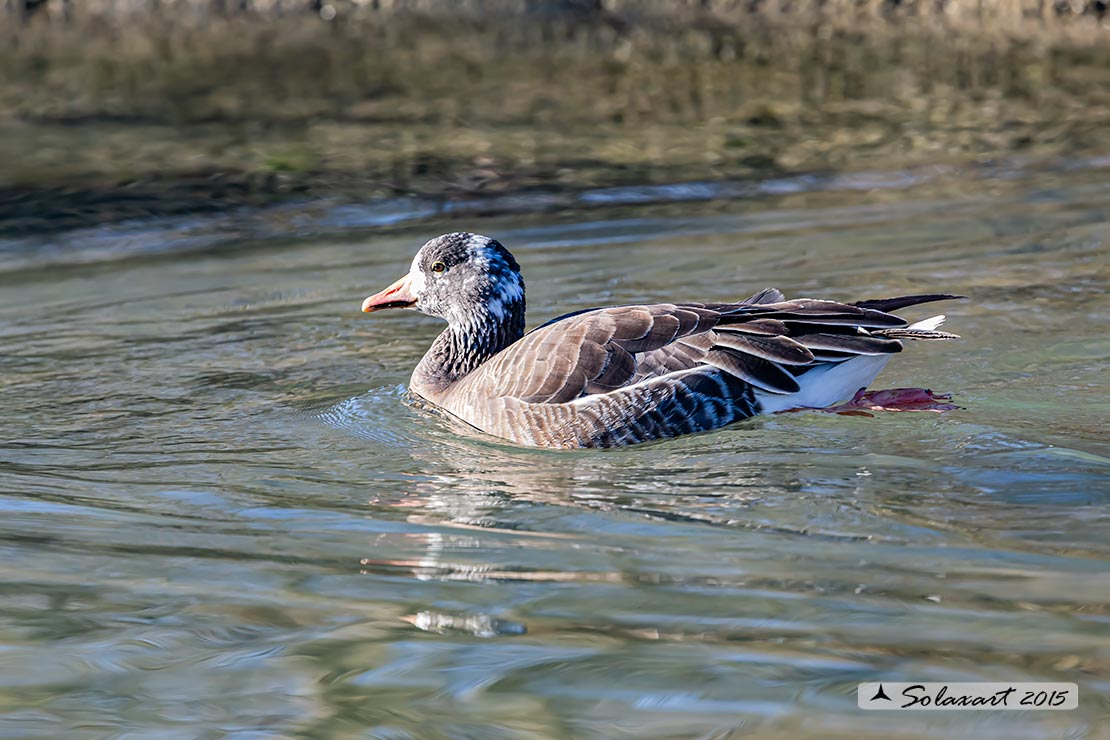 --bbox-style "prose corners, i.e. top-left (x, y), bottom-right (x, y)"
top-left (2, 0), bottom-right (1108, 235)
